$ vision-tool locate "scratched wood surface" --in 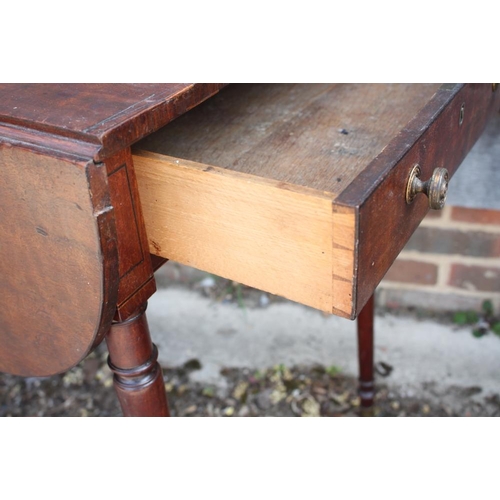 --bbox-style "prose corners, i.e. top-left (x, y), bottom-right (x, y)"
top-left (137, 83), bottom-right (441, 196)
top-left (0, 84), bottom-right (226, 160)
top-left (351, 84), bottom-right (500, 312)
